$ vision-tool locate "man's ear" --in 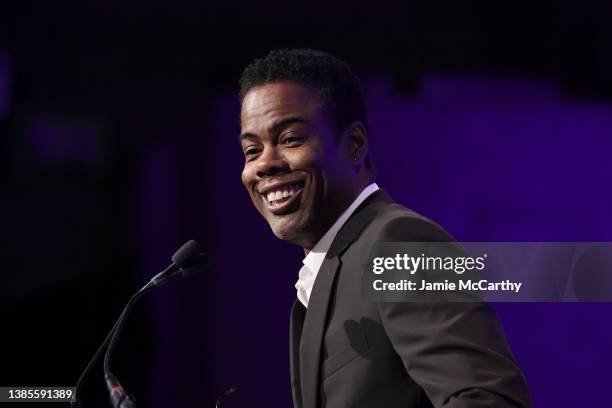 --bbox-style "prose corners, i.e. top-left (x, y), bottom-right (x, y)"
top-left (342, 121), bottom-right (369, 165)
